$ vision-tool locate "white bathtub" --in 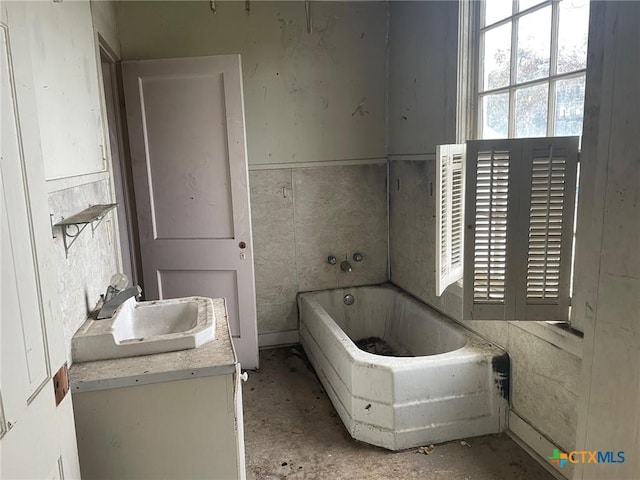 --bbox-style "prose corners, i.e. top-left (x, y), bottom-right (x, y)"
top-left (298, 285), bottom-right (509, 451)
